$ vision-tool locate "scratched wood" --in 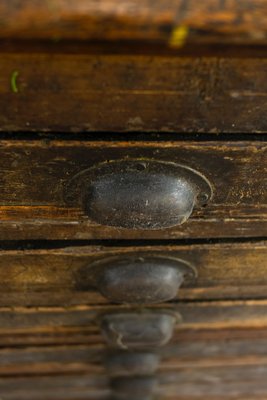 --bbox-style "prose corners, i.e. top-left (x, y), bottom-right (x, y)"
top-left (2, 367), bottom-right (267, 399)
top-left (1, 0), bottom-right (267, 45)
top-left (0, 300), bottom-right (267, 399)
top-left (0, 140), bottom-right (265, 239)
top-left (1, 4), bottom-right (266, 399)
top-left (4, 336), bottom-right (267, 375)
top-left (1, 301), bottom-right (267, 333)
top-left (2, 54), bottom-right (267, 133)
top-left (0, 242), bottom-right (265, 307)
top-left (1, 302), bottom-right (267, 398)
